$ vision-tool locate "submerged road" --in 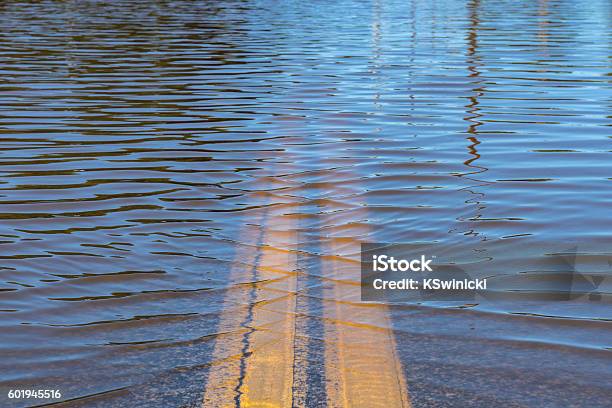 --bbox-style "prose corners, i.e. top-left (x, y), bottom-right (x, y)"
top-left (201, 156), bottom-right (411, 407)
top-left (0, 1), bottom-right (611, 407)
